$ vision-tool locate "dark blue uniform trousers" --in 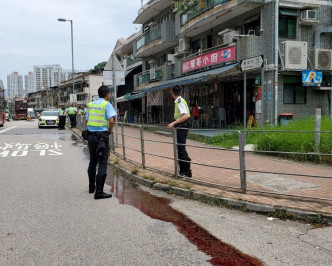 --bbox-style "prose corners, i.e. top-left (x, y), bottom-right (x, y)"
top-left (176, 127), bottom-right (191, 173)
top-left (88, 135), bottom-right (109, 176)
